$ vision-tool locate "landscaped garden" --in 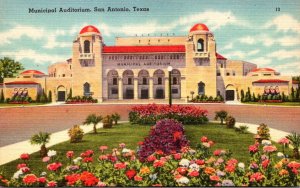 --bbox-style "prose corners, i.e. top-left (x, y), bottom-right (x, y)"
top-left (0, 104), bottom-right (299, 186)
